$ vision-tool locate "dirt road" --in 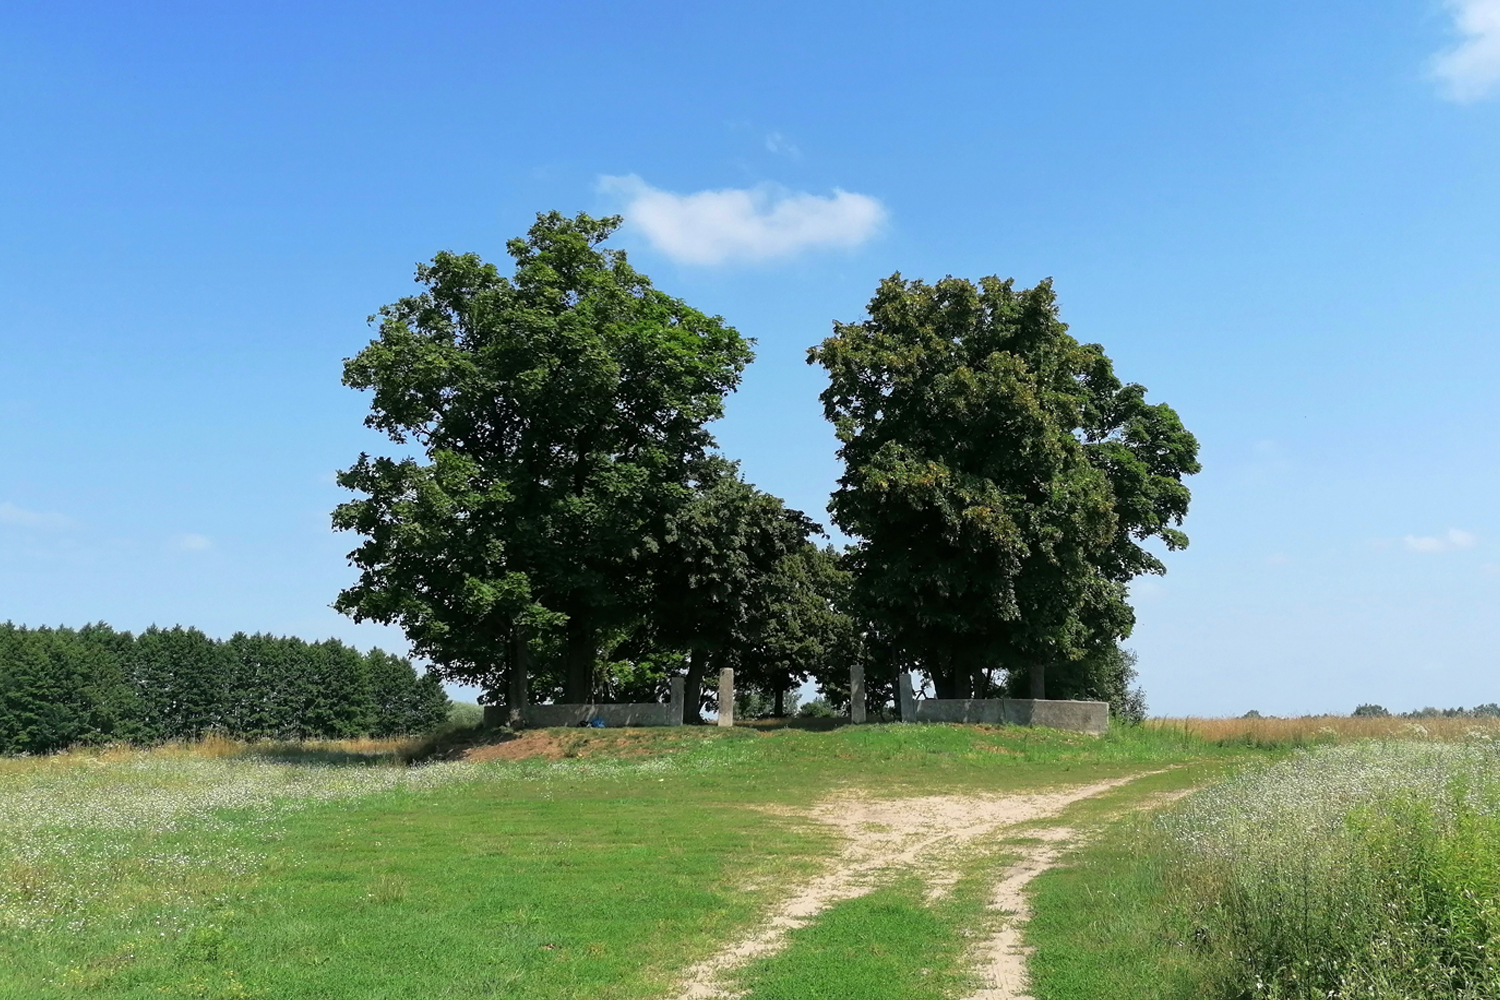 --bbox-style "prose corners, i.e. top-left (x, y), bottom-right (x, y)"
top-left (668, 774), bottom-right (1153, 1000)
